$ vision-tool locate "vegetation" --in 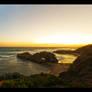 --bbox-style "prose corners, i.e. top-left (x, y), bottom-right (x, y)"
top-left (0, 72), bottom-right (23, 81)
top-left (0, 73), bottom-right (84, 88)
